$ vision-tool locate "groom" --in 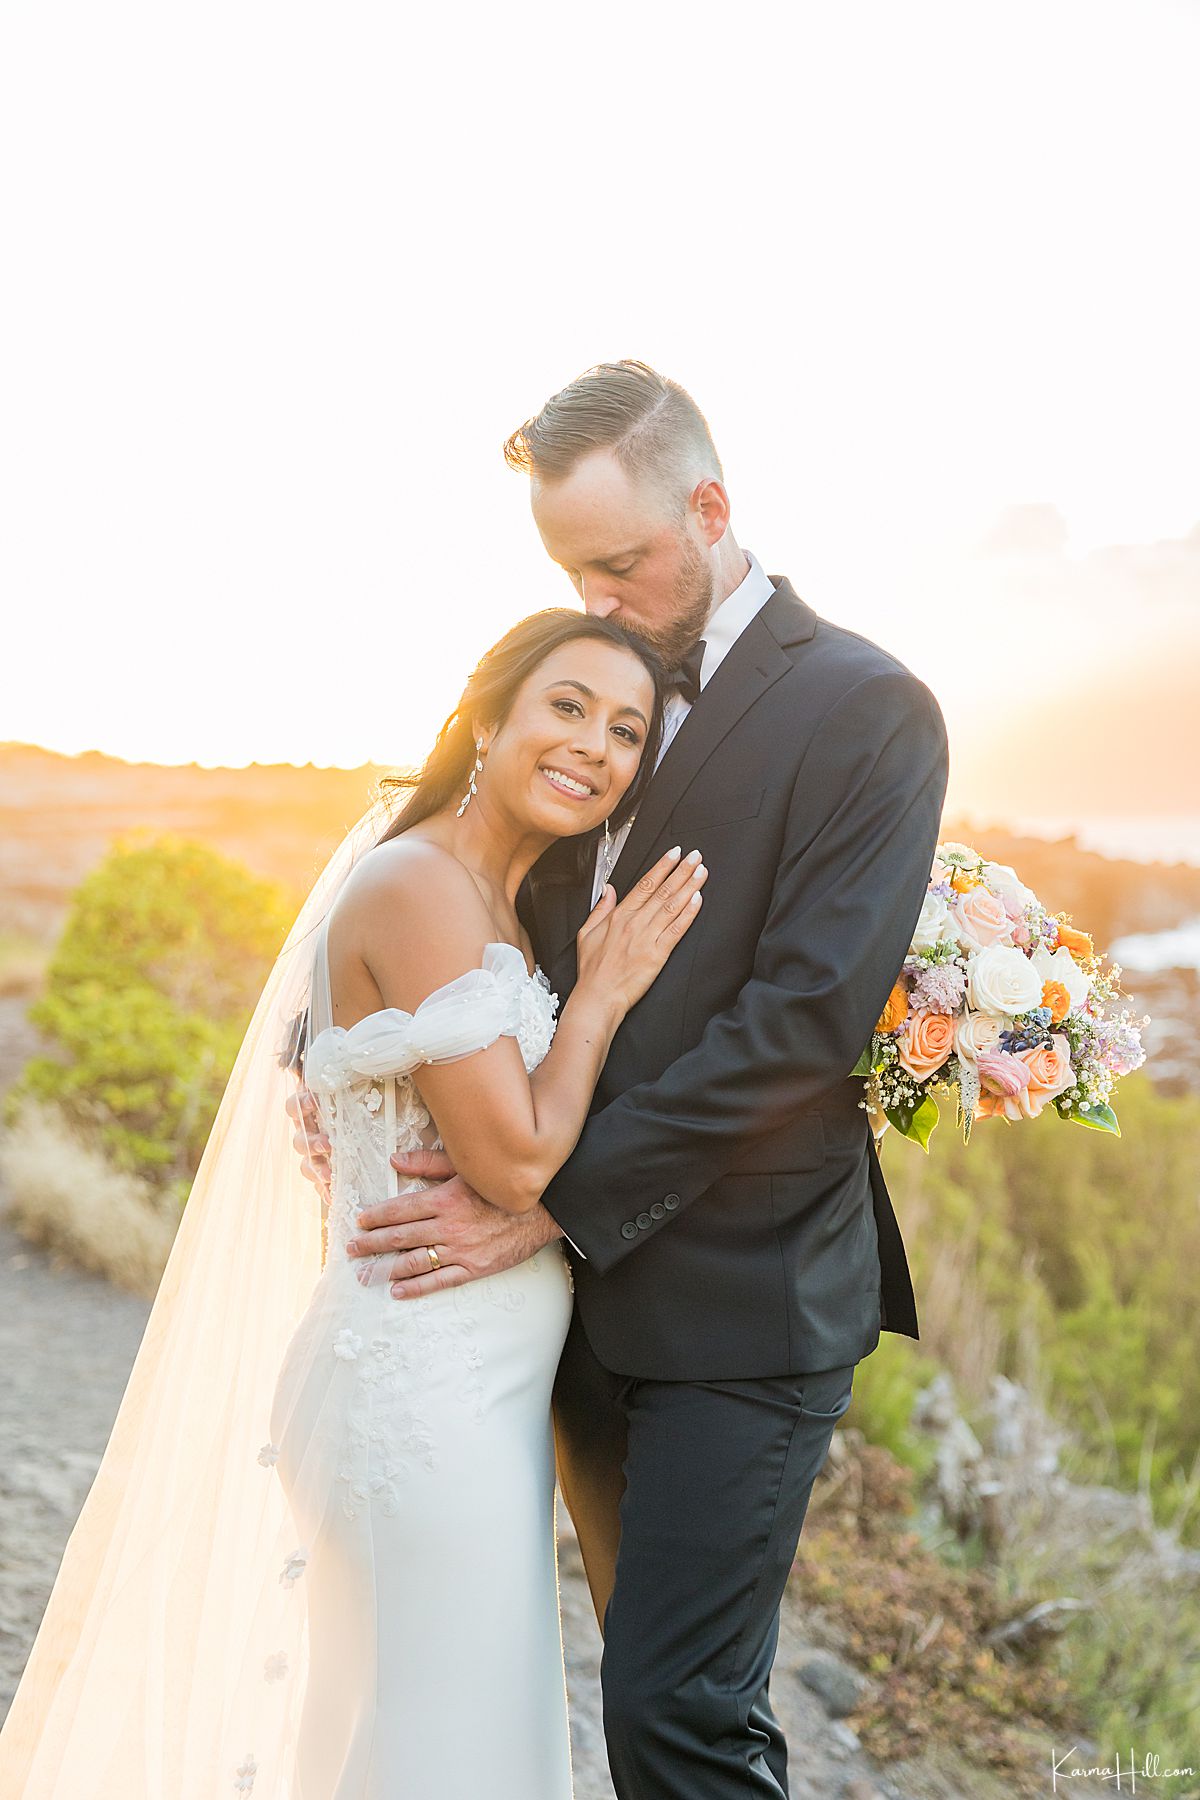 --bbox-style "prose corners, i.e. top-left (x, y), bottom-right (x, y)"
top-left (344, 362), bottom-right (948, 1796)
